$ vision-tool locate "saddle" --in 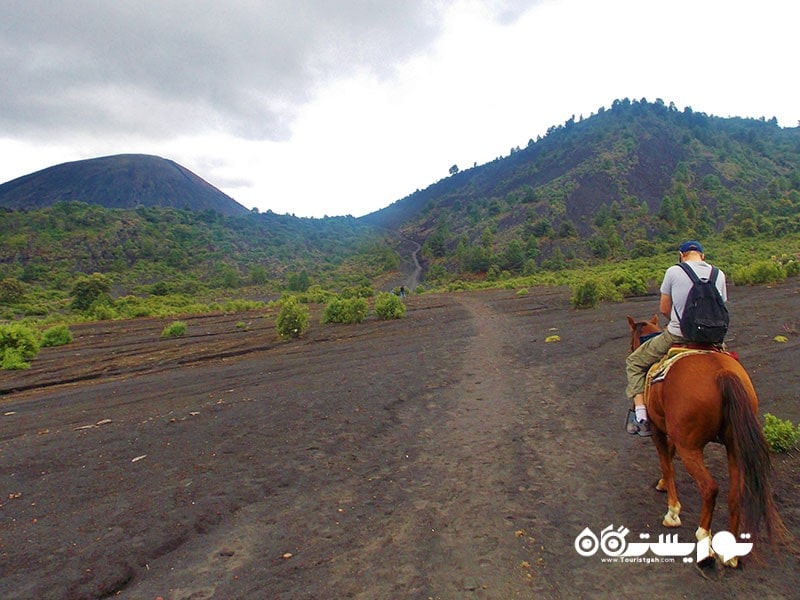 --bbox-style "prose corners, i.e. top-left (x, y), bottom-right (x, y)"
top-left (644, 345), bottom-right (732, 406)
